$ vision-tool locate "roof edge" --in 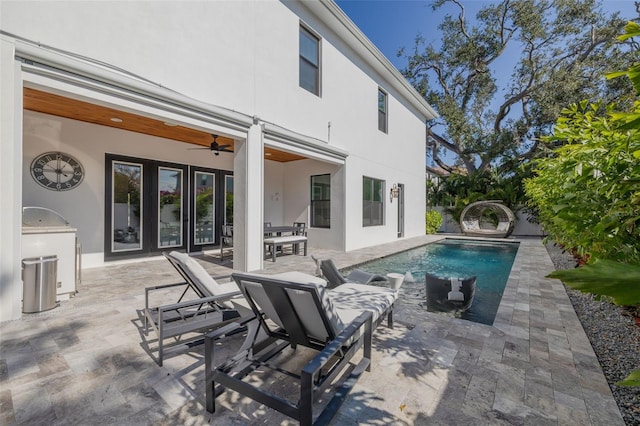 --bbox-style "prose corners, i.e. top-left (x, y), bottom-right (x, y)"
top-left (12, 36), bottom-right (255, 130)
top-left (301, 0), bottom-right (438, 120)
